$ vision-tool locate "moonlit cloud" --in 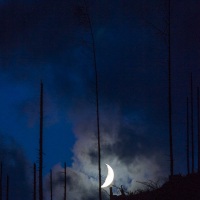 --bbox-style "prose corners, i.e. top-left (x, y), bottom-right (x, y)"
top-left (43, 105), bottom-right (167, 199)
